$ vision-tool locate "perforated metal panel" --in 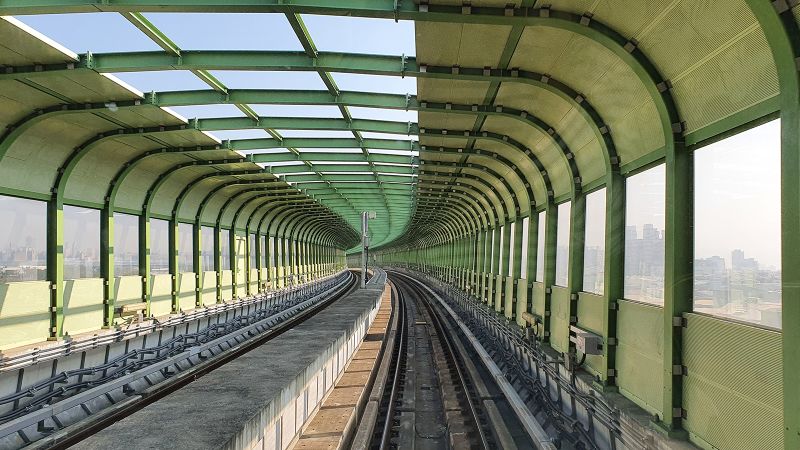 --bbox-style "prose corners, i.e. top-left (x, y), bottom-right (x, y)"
top-left (531, 281), bottom-right (546, 316)
top-left (683, 313), bottom-right (781, 450)
top-left (672, 27), bottom-right (778, 133)
top-left (550, 286), bottom-right (571, 353)
top-left (577, 292), bottom-right (604, 334)
top-left (616, 300), bottom-right (664, 416)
